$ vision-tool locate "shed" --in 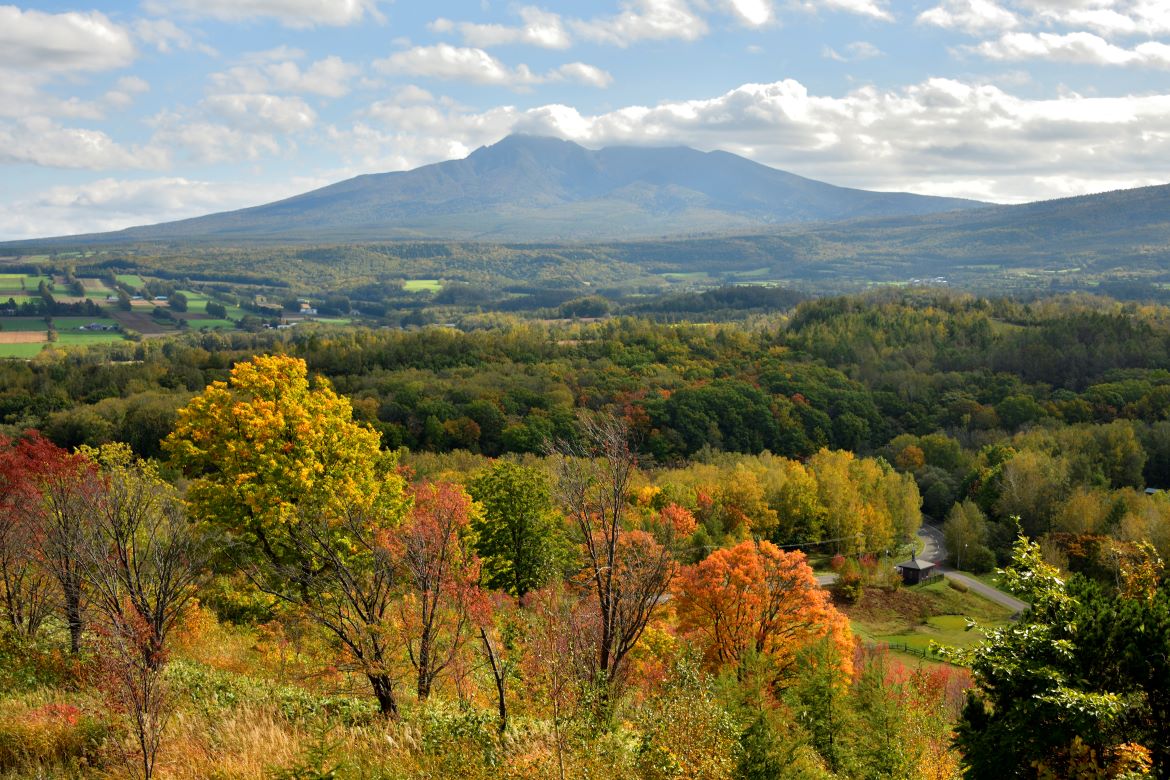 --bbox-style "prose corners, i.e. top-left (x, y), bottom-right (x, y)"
top-left (895, 551), bottom-right (937, 585)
